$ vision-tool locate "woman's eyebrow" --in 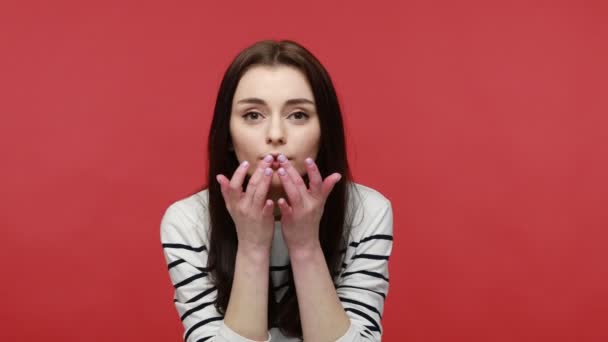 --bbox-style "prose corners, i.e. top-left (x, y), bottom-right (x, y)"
top-left (236, 97), bottom-right (315, 107)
